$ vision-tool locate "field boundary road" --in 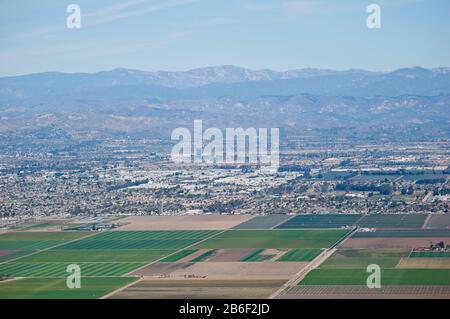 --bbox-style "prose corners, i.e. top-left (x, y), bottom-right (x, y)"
top-left (423, 213), bottom-right (432, 229)
top-left (101, 277), bottom-right (143, 299)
